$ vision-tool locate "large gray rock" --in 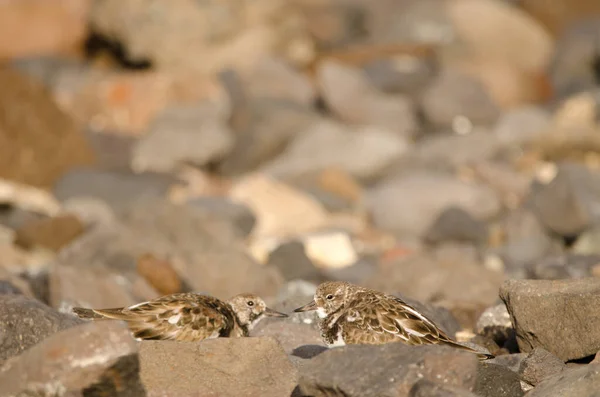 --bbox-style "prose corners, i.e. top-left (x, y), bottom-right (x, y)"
top-left (526, 364), bottom-right (600, 397)
top-left (139, 337), bottom-right (297, 397)
top-left (409, 379), bottom-right (479, 397)
top-left (0, 321), bottom-right (143, 397)
top-left (298, 344), bottom-right (479, 397)
top-left (519, 348), bottom-right (566, 387)
top-left (0, 294), bottom-right (82, 362)
top-left (473, 363), bottom-right (524, 397)
top-left (500, 278), bottom-right (600, 361)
